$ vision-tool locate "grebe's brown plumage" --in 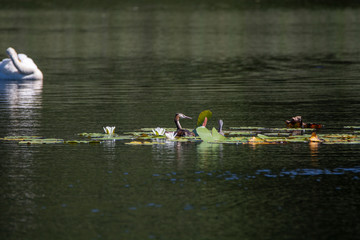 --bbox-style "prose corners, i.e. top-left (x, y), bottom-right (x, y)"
top-left (174, 113), bottom-right (195, 137)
